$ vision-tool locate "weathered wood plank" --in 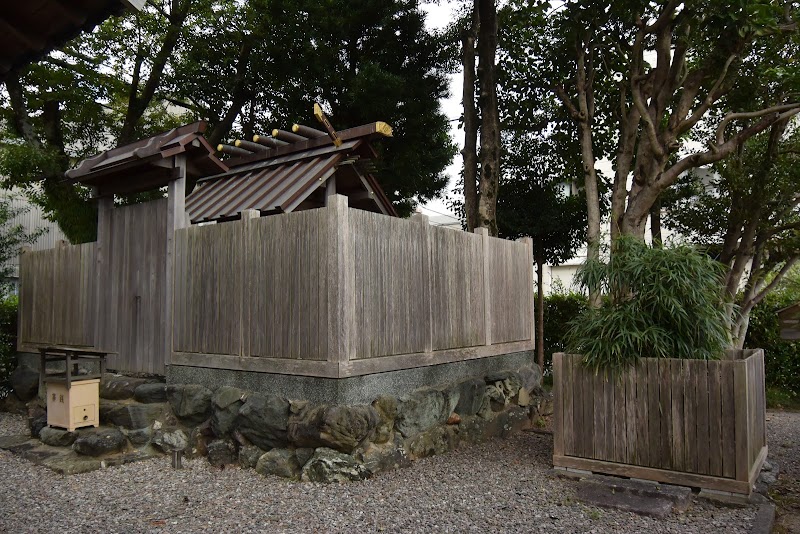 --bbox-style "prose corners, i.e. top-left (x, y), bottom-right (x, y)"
top-left (707, 359), bottom-right (724, 477)
top-left (671, 359), bottom-right (685, 472)
top-left (645, 359), bottom-right (661, 469)
top-left (684, 359), bottom-right (698, 473)
top-left (562, 353), bottom-right (574, 456)
top-left (553, 353), bottom-right (565, 457)
top-left (694, 360), bottom-right (711, 475)
top-left (733, 359), bottom-right (750, 481)
top-left (593, 368), bottom-right (606, 461)
top-left (625, 365), bottom-right (637, 465)
top-left (634, 363), bottom-right (649, 467)
top-left (659, 359), bottom-right (673, 470)
top-left (721, 362), bottom-right (737, 479)
top-left (553, 455), bottom-right (752, 495)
